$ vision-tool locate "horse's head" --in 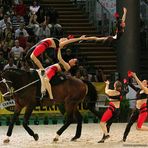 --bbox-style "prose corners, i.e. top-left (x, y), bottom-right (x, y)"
top-left (0, 69), bottom-right (26, 99)
top-left (0, 68), bottom-right (36, 100)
